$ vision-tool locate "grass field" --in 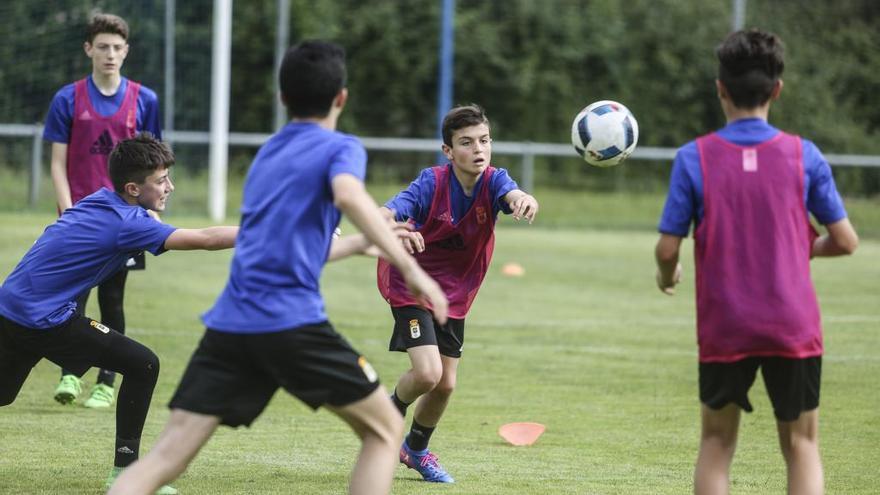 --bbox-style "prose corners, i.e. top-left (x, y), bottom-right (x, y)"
top-left (0, 209), bottom-right (877, 494)
top-left (3, 166), bottom-right (880, 237)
